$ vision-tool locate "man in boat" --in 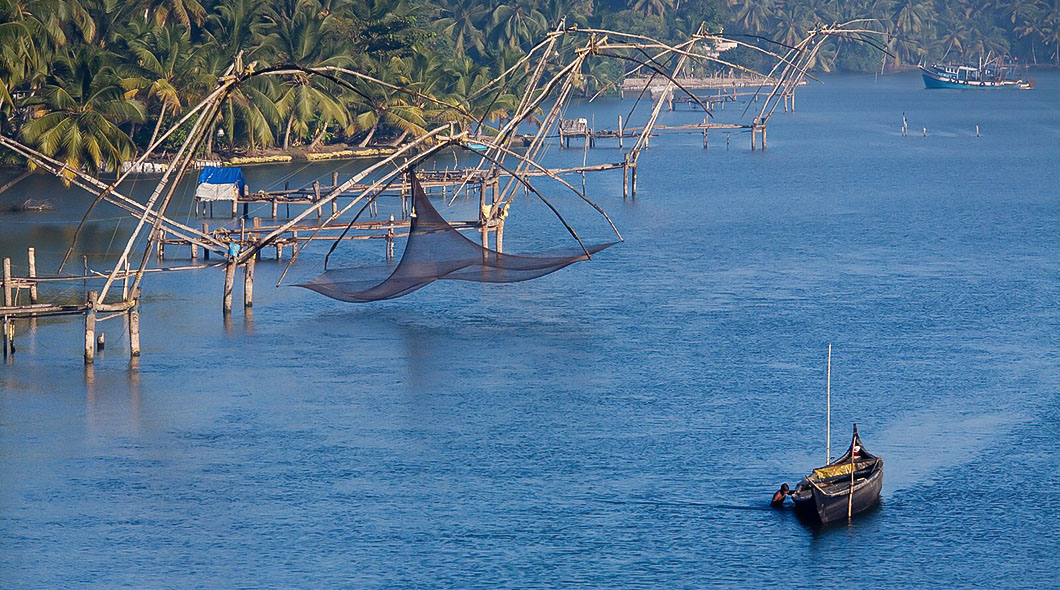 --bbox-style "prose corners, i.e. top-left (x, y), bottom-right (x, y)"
top-left (771, 483), bottom-right (792, 507)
